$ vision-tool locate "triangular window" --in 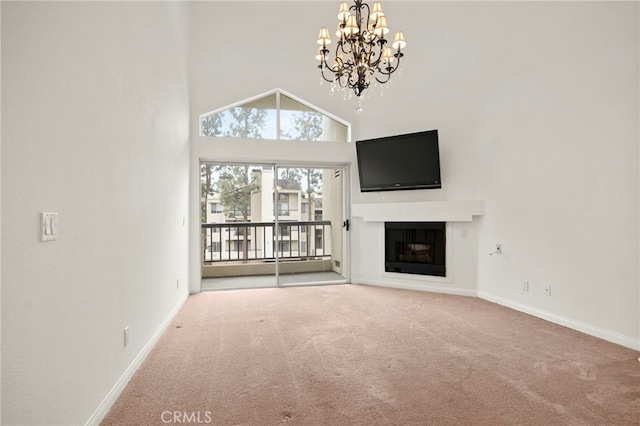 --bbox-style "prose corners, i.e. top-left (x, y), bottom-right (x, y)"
top-left (200, 89), bottom-right (350, 142)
